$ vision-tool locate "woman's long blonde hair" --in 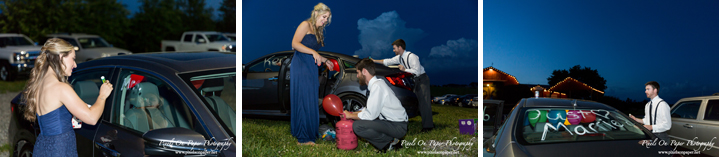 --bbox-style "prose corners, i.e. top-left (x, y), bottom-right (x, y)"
top-left (22, 38), bottom-right (75, 122)
top-left (307, 2), bottom-right (331, 47)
